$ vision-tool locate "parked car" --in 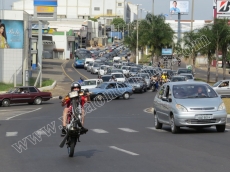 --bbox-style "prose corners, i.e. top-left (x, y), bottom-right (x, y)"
top-left (81, 79), bottom-right (103, 91)
top-left (0, 86), bottom-right (52, 107)
top-left (179, 73), bottom-right (194, 81)
top-left (126, 77), bottom-right (147, 93)
top-left (171, 75), bottom-right (187, 82)
top-left (212, 80), bottom-right (230, 98)
top-left (153, 82), bottom-right (227, 133)
top-left (89, 82), bottom-right (133, 100)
